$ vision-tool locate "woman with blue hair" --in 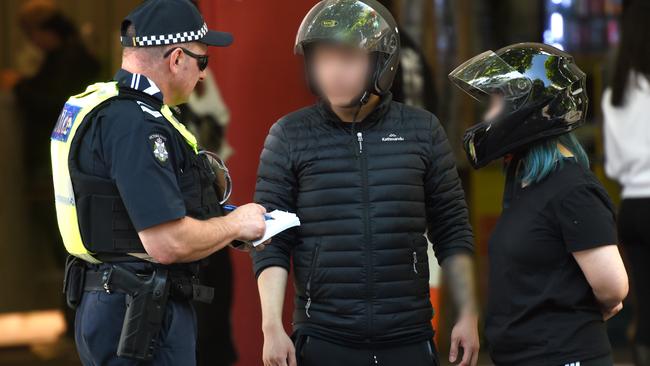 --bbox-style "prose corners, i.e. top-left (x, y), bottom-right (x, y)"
top-left (450, 43), bottom-right (629, 366)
